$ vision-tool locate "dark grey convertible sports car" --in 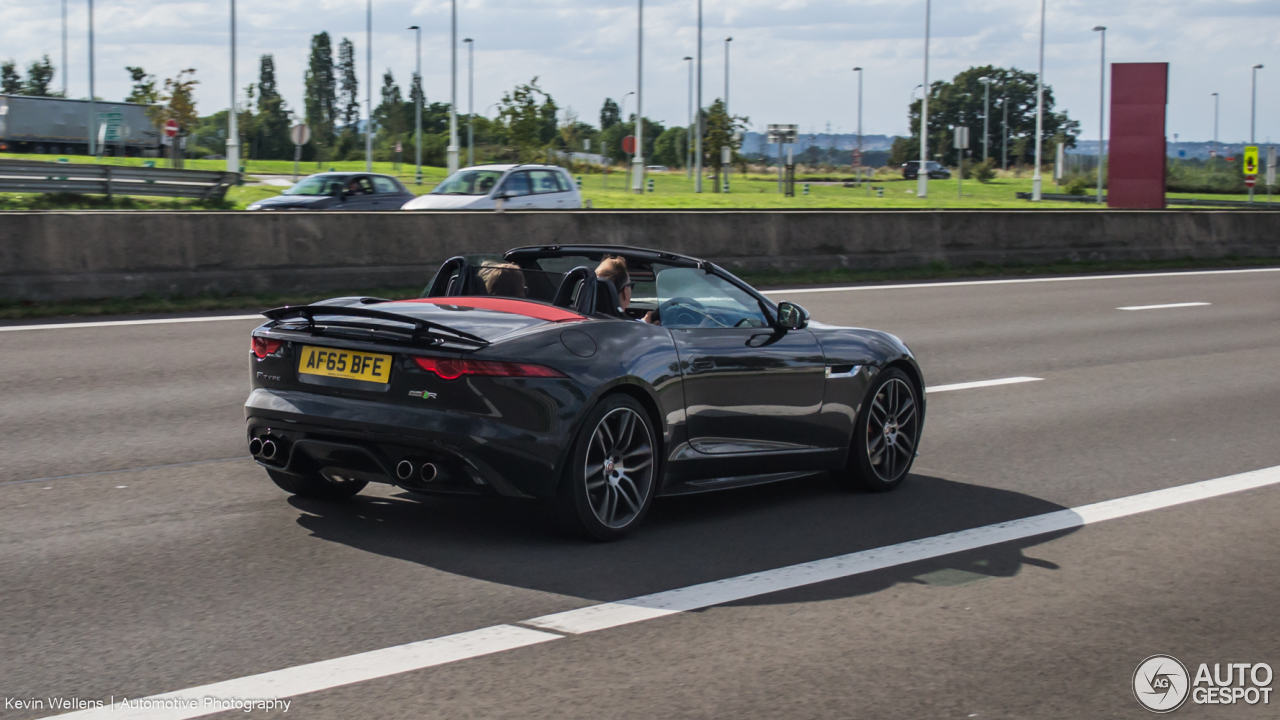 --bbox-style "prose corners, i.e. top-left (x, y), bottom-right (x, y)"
top-left (245, 245), bottom-right (924, 540)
